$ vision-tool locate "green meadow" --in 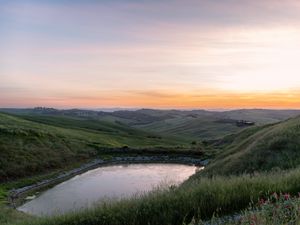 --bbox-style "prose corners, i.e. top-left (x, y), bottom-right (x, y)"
top-left (1, 110), bottom-right (300, 225)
